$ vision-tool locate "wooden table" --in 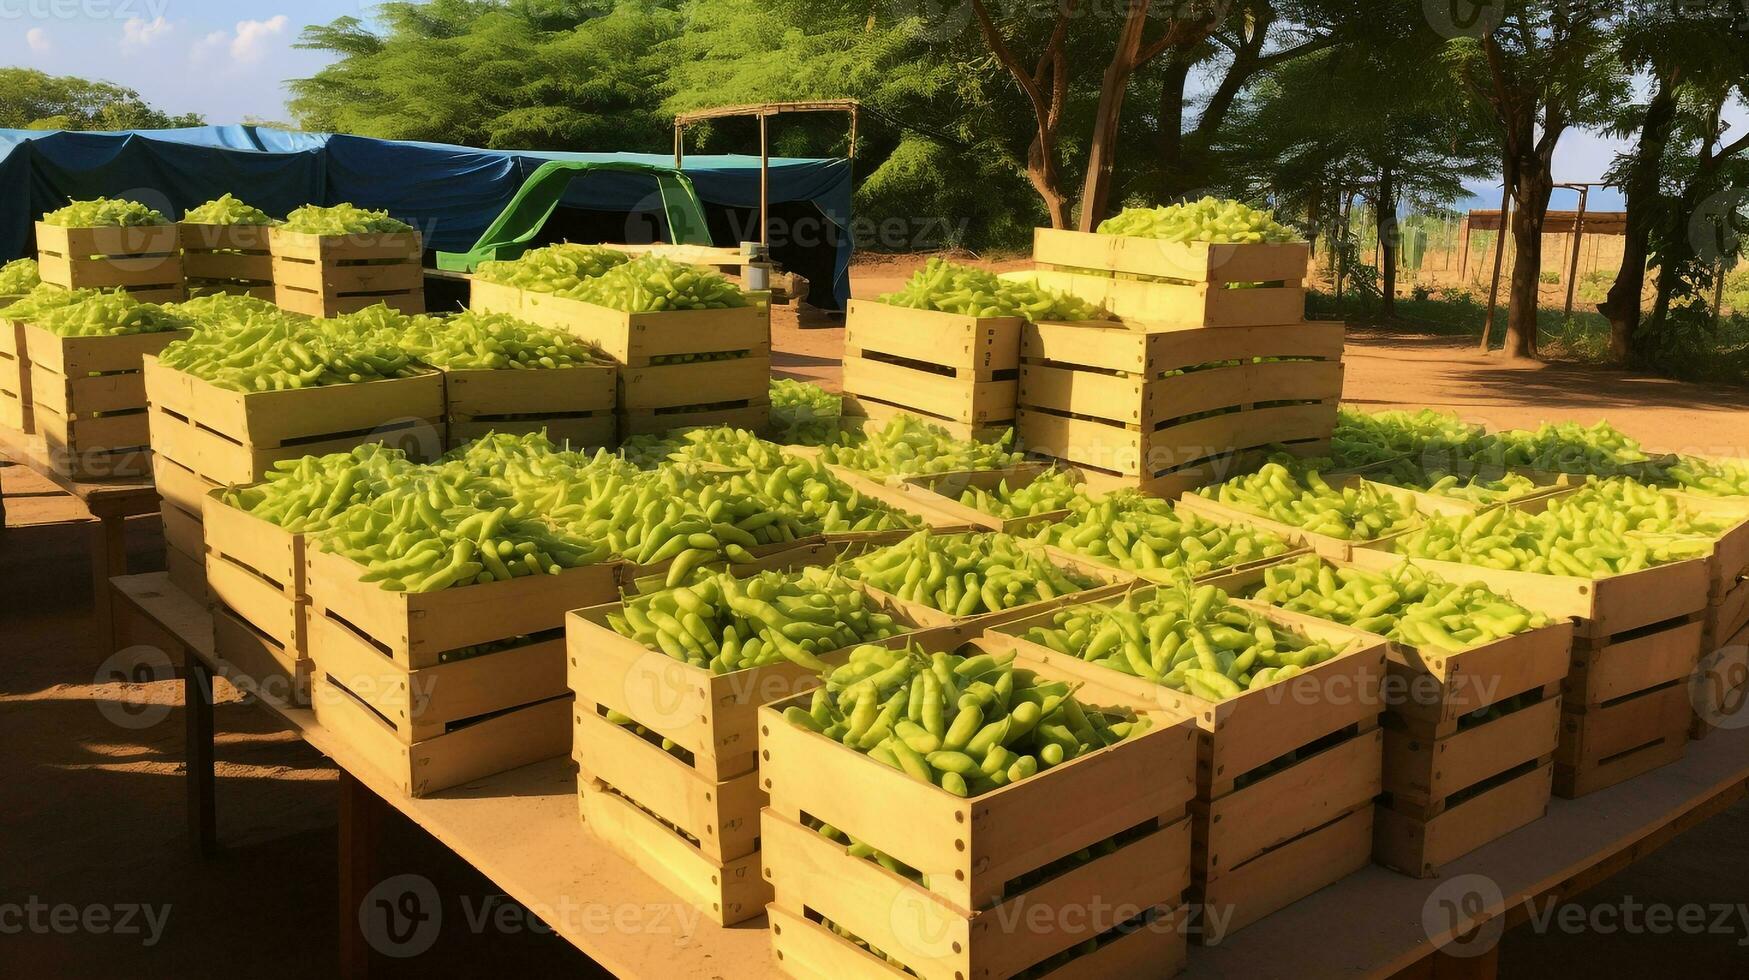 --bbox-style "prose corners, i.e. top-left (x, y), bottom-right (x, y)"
top-left (112, 571), bottom-right (1749, 980)
top-left (1, 427), bottom-right (159, 650)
